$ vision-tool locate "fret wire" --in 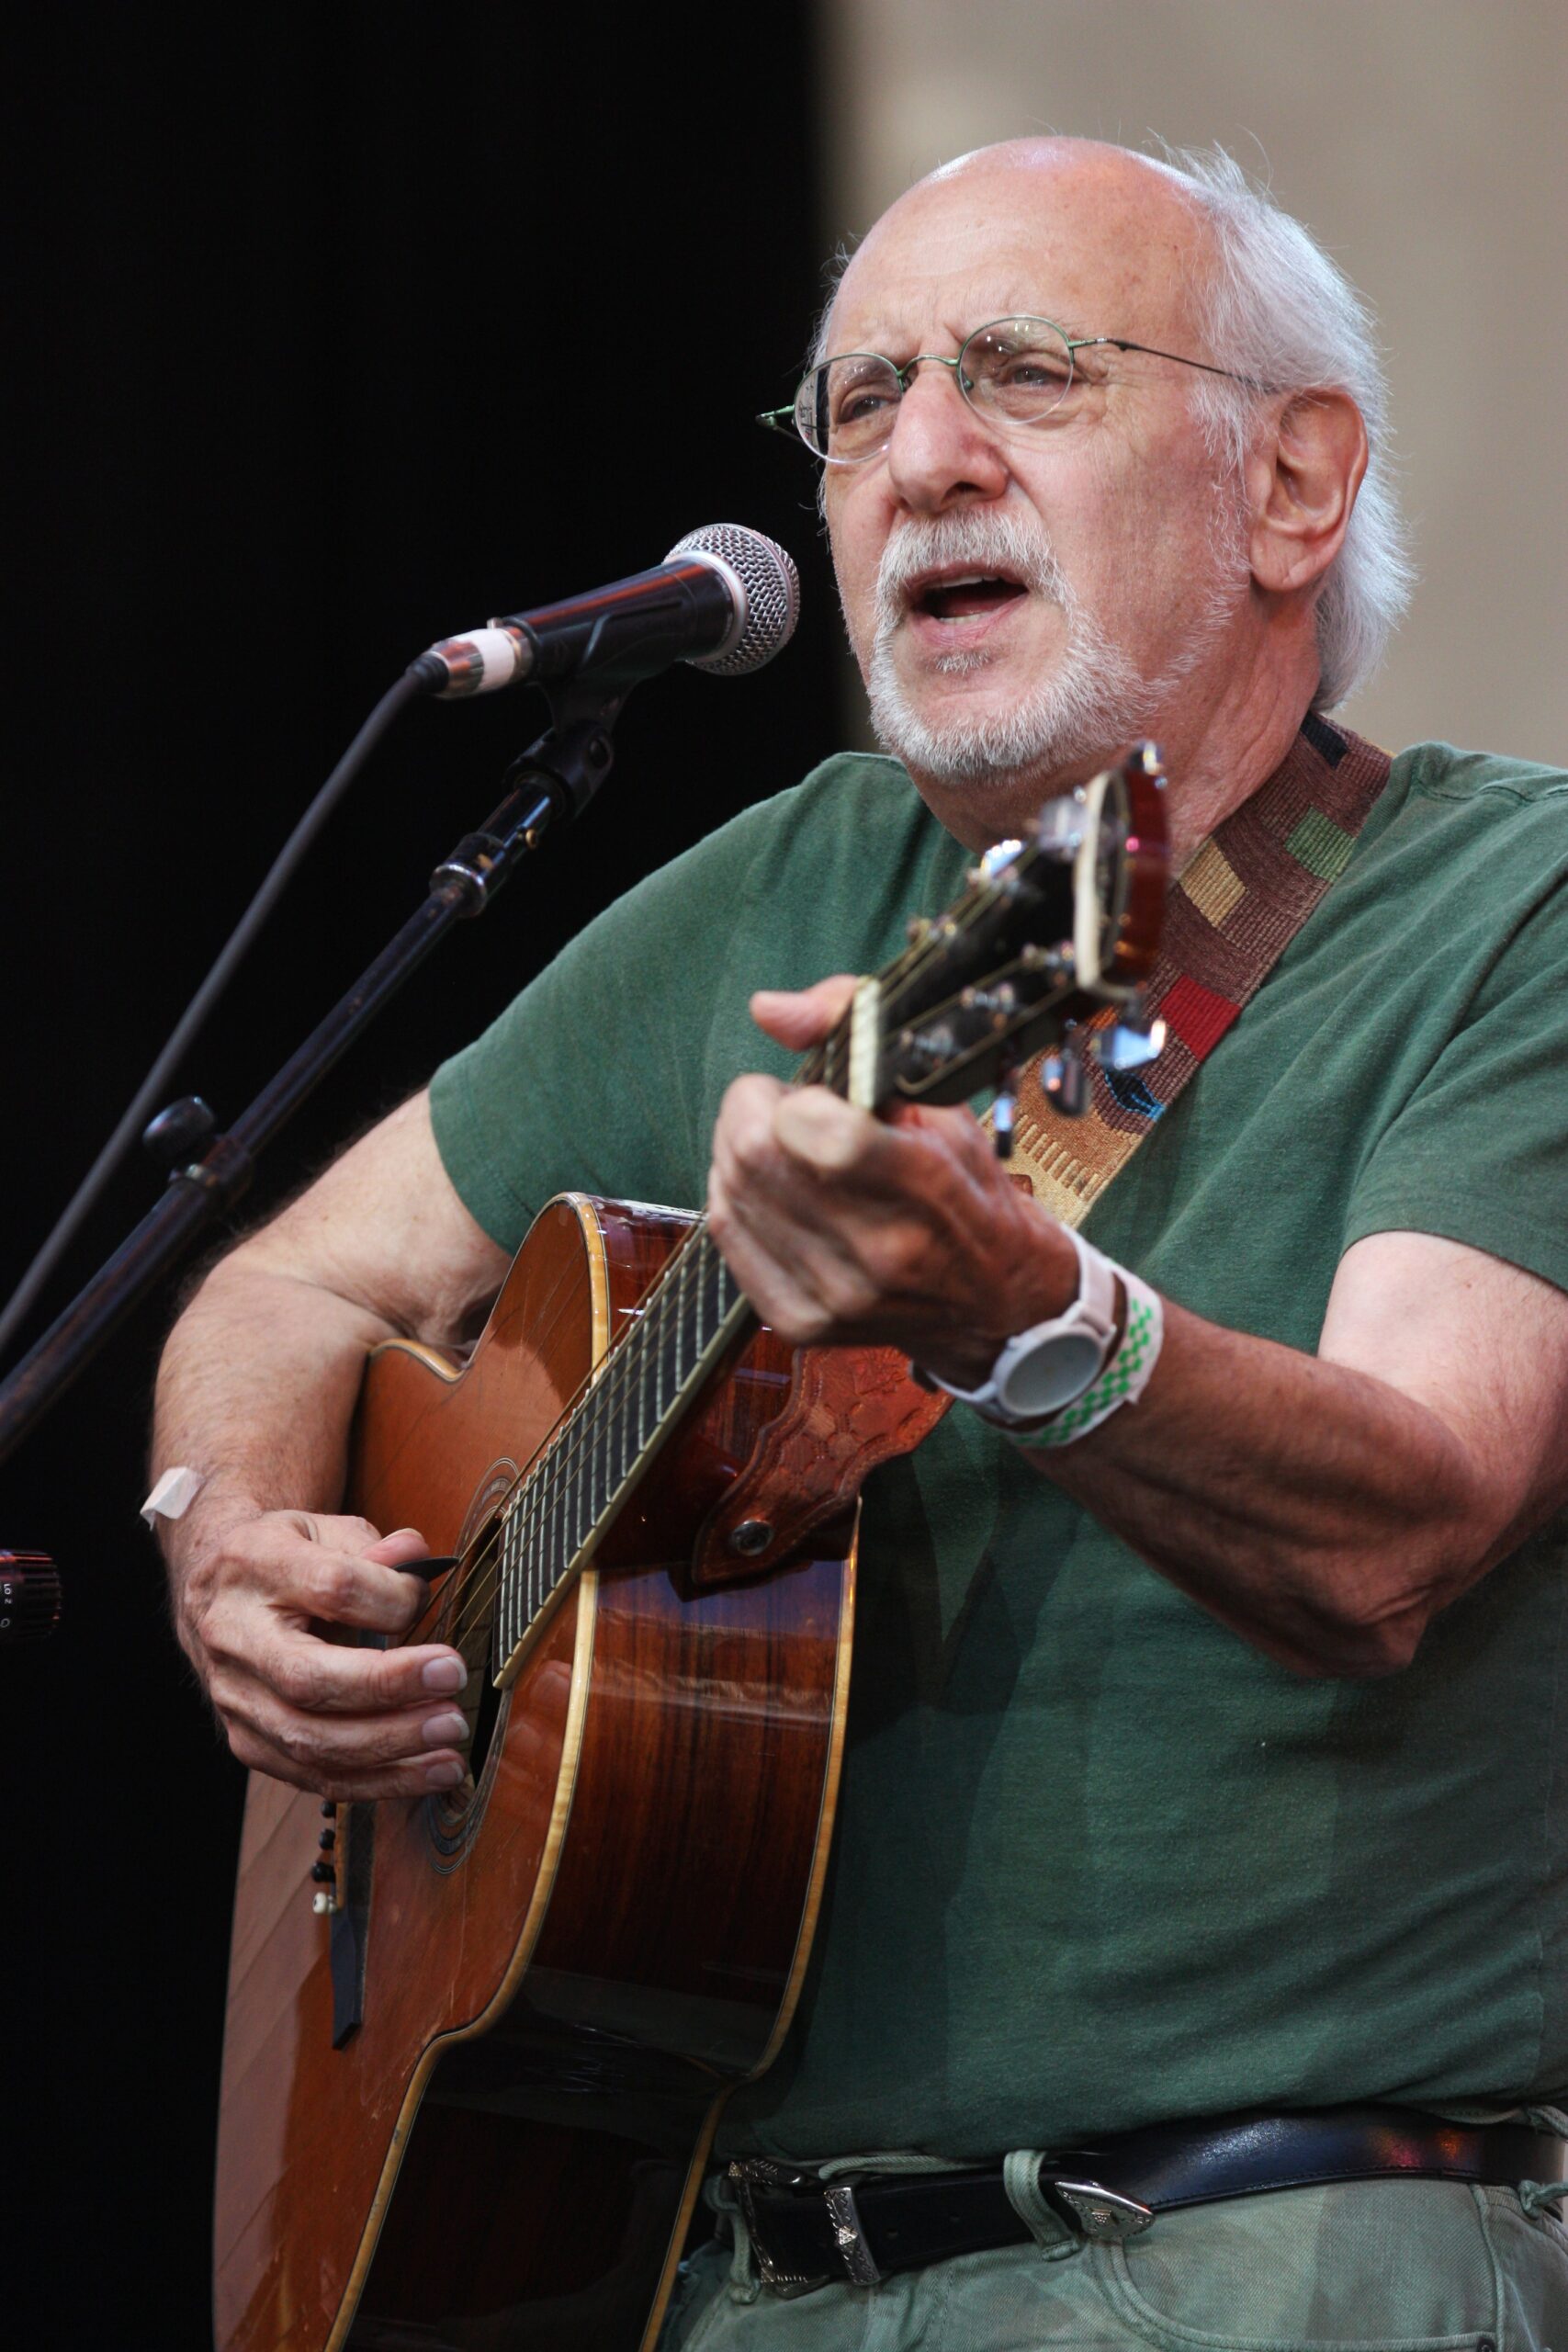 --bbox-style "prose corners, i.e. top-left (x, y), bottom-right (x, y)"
top-left (523, 1454), bottom-right (543, 1632)
top-left (515, 1469), bottom-right (538, 1645)
top-left (691, 1233), bottom-right (713, 1361)
top-left (671, 1244), bottom-right (690, 1391)
top-left (497, 1510), bottom-right (514, 1664)
top-left (510, 1500), bottom-right (526, 1658)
